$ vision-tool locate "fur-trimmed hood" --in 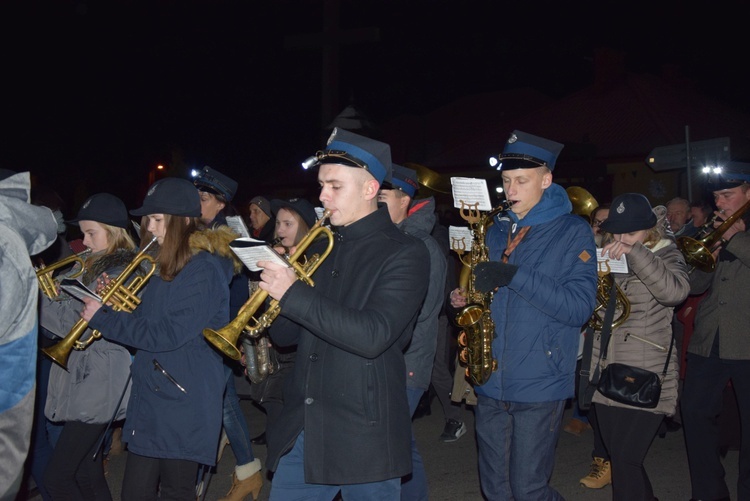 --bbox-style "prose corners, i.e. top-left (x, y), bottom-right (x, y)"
top-left (189, 225), bottom-right (243, 275)
top-left (82, 249), bottom-right (141, 284)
